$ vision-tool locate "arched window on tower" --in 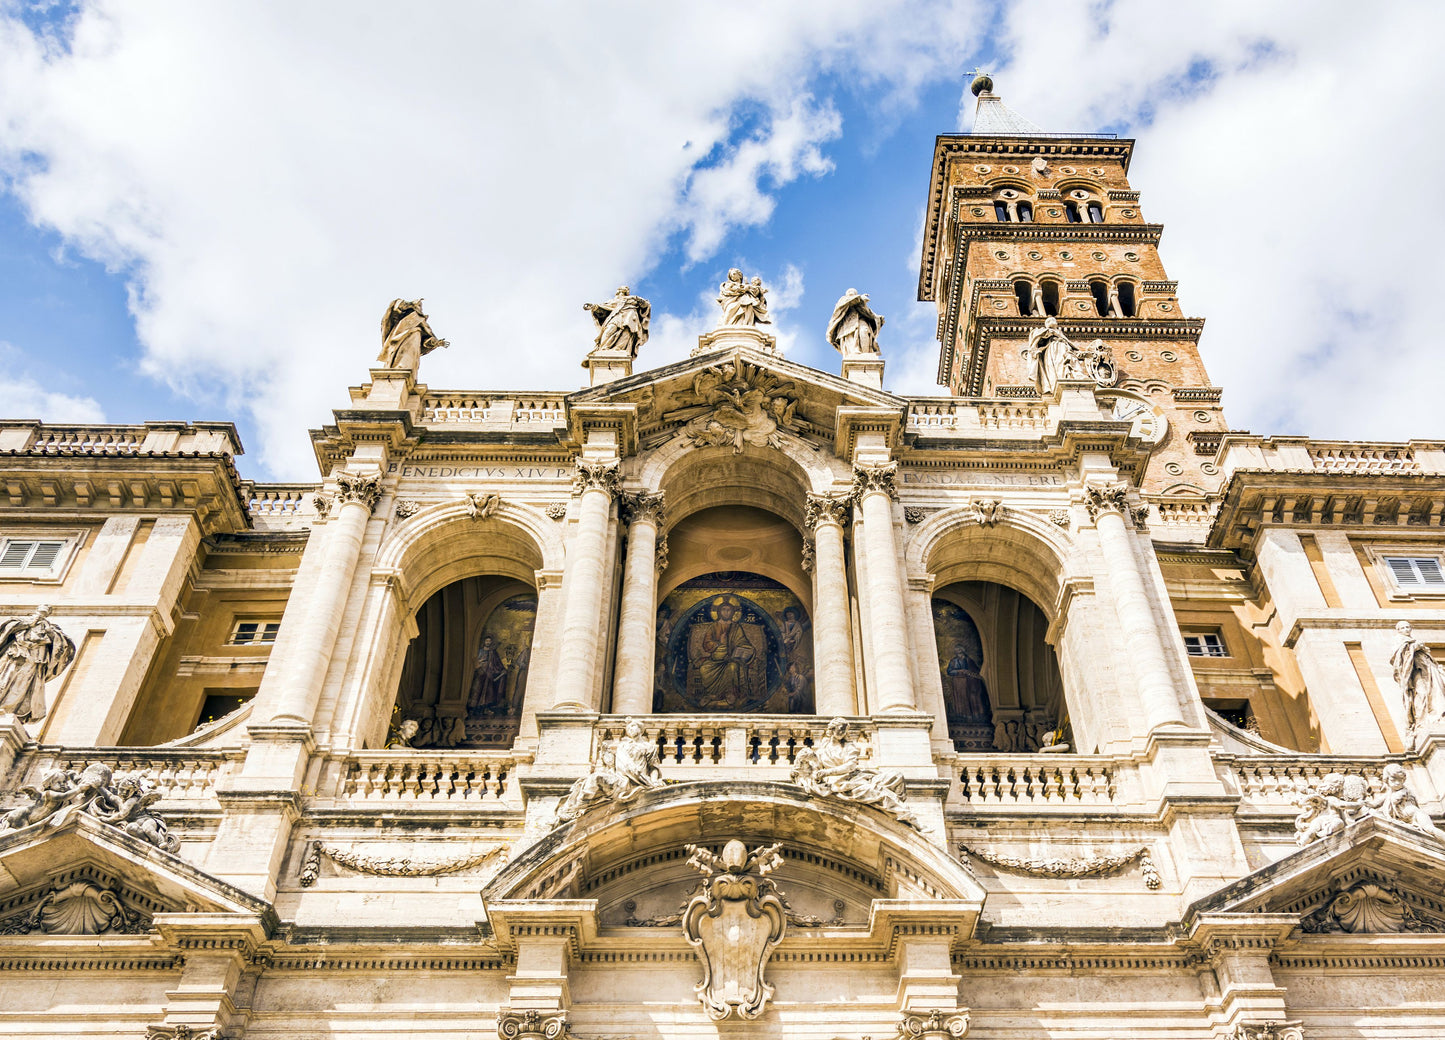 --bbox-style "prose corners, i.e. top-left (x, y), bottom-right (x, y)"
top-left (1064, 201), bottom-right (1082, 223)
top-left (1017, 201), bottom-right (1033, 222)
top-left (994, 201), bottom-right (1011, 222)
top-left (1039, 279), bottom-right (1061, 317)
top-left (1117, 281), bottom-right (1138, 318)
top-left (1089, 279), bottom-right (1111, 317)
top-left (1013, 279), bottom-right (1035, 316)
top-left (1086, 201), bottom-right (1105, 223)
